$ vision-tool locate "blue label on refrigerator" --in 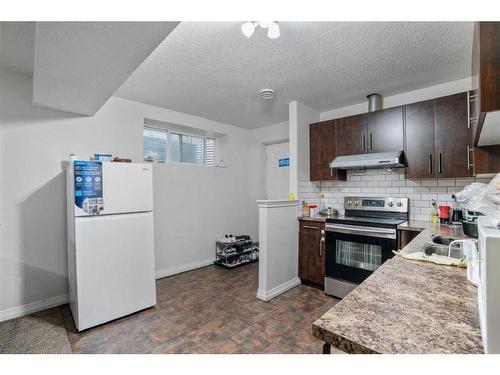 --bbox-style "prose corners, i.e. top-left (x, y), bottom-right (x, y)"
top-left (74, 160), bottom-right (103, 209)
